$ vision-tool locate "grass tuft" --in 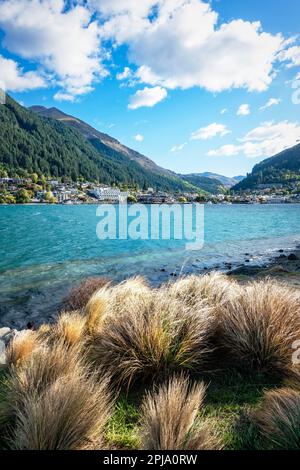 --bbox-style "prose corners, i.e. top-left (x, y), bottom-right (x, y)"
top-left (140, 375), bottom-right (220, 450)
top-left (253, 387), bottom-right (300, 449)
